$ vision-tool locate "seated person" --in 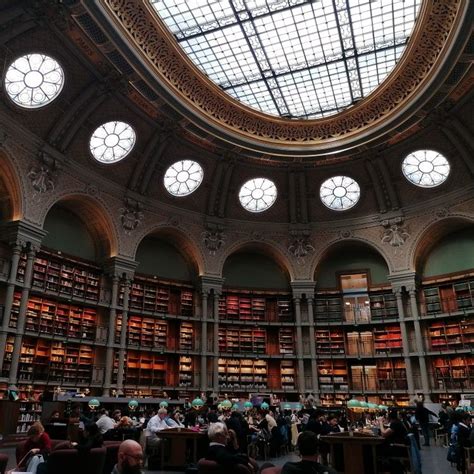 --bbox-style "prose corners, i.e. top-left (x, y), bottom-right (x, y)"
top-left (19, 422), bottom-right (52, 474)
top-left (96, 408), bottom-right (116, 434)
top-left (146, 408), bottom-right (178, 447)
top-left (112, 439), bottom-right (144, 474)
top-left (378, 410), bottom-right (409, 474)
top-left (281, 430), bottom-right (337, 474)
top-left (206, 422), bottom-right (257, 472)
top-left (74, 423), bottom-right (104, 453)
